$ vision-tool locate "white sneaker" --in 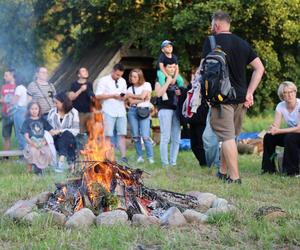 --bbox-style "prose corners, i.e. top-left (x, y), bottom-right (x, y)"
top-left (148, 158), bottom-right (155, 164)
top-left (137, 156), bottom-right (144, 163)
